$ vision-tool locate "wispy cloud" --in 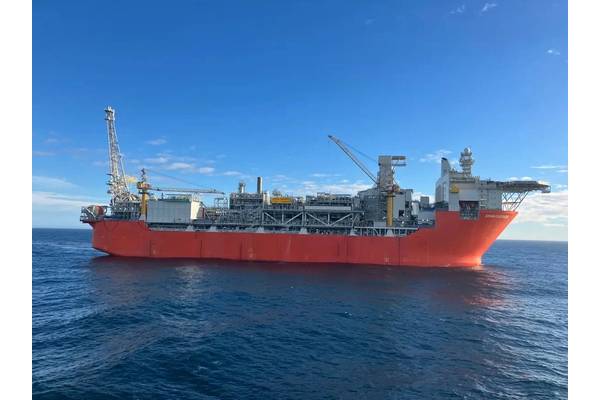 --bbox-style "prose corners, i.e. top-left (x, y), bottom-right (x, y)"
top-left (44, 137), bottom-right (61, 144)
top-left (364, 18), bottom-right (375, 25)
top-left (531, 164), bottom-right (567, 169)
top-left (32, 146), bottom-right (100, 162)
top-left (92, 160), bottom-right (108, 167)
top-left (165, 162), bottom-right (215, 175)
top-left (450, 4), bottom-right (466, 14)
top-left (547, 48), bottom-right (561, 56)
top-left (64, 147), bottom-right (92, 160)
top-left (310, 173), bottom-right (341, 178)
top-left (288, 180), bottom-right (372, 196)
top-left (40, 132), bottom-right (67, 146)
top-left (32, 191), bottom-right (104, 212)
top-left (165, 162), bottom-right (195, 171)
top-left (146, 138), bottom-right (167, 146)
top-left (507, 176), bottom-right (533, 181)
top-left (195, 167), bottom-right (215, 175)
top-left (33, 150), bottom-right (55, 157)
top-left (420, 149), bottom-right (452, 163)
top-left (144, 156), bottom-right (169, 164)
top-left (270, 174), bottom-right (291, 182)
top-left (258, 173), bottom-right (373, 196)
top-left (481, 2), bottom-right (497, 13)
top-left (32, 176), bottom-right (77, 190)
top-left (531, 164), bottom-right (568, 173)
top-left (222, 170), bottom-right (242, 176)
